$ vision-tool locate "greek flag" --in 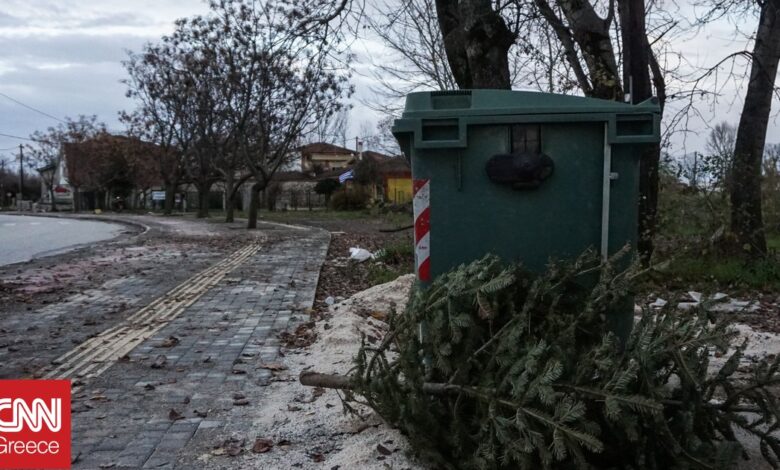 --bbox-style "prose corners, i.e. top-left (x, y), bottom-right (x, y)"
top-left (338, 169), bottom-right (354, 183)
